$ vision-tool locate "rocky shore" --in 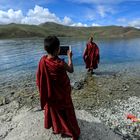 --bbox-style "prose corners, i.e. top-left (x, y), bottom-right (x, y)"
top-left (0, 65), bottom-right (140, 140)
